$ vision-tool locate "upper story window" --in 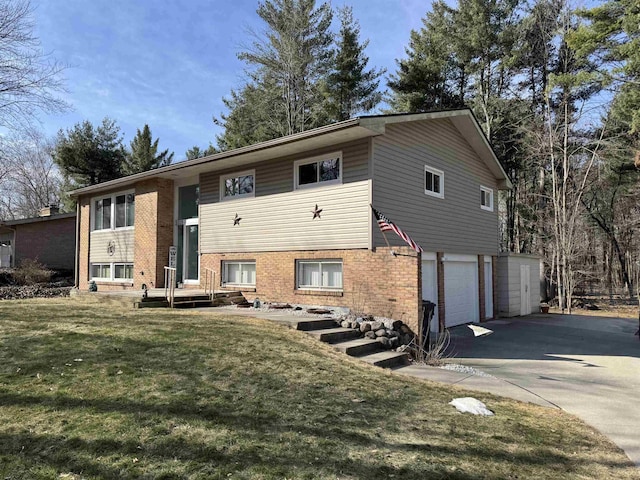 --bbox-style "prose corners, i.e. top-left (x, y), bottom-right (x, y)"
top-left (294, 152), bottom-right (342, 189)
top-left (220, 170), bottom-right (255, 201)
top-left (480, 186), bottom-right (494, 211)
top-left (93, 191), bottom-right (134, 231)
top-left (424, 166), bottom-right (444, 198)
